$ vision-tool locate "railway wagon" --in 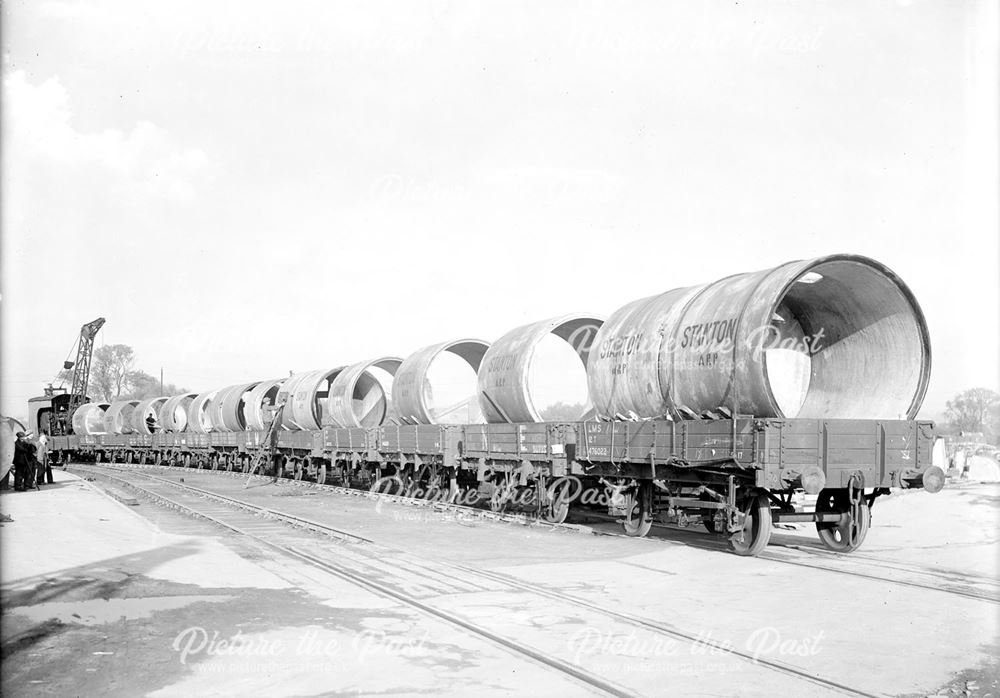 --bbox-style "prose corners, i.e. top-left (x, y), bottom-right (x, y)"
top-left (46, 415), bottom-right (943, 556)
top-left (37, 253), bottom-right (942, 556)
